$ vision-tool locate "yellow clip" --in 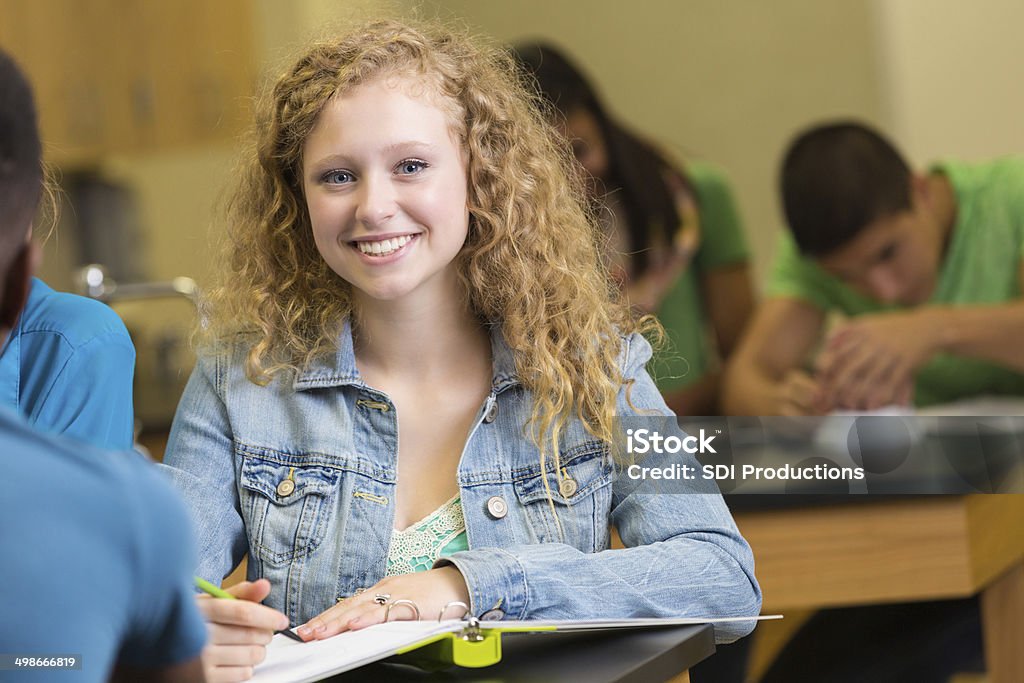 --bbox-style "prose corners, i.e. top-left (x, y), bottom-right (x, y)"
top-left (394, 629), bottom-right (503, 670)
